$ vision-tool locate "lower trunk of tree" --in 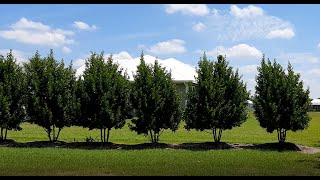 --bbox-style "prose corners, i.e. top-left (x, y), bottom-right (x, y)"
top-left (100, 129), bottom-right (103, 142)
top-left (149, 130), bottom-right (154, 143)
top-left (50, 125), bottom-right (62, 142)
top-left (99, 128), bottom-right (110, 143)
top-left (149, 130), bottom-right (160, 143)
top-left (213, 128), bottom-right (223, 143)
top-left (106, 128), bottom-right (110, 143)
top-left (4, 128), bottom-right (7, 140)
top-left (47, 130), bottom-right (52, 142)
top-left (56, 128), bottom-right (61, 141)
top-left (0, 128), bottom-right (3, 140)
top-left (277, 128), bottom-right (287, 143)
top-left (53, 125), bottom-right (55, 142)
